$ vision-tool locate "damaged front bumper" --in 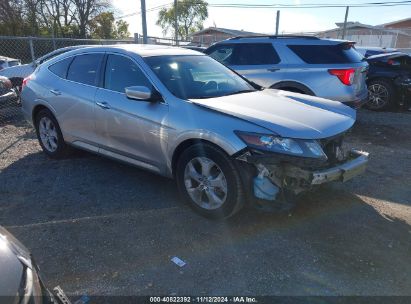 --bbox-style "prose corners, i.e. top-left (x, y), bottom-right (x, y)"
top-left (237, 149), bottom-right (369, 202)
top-left (294, 150), bottom-right (369, 185)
